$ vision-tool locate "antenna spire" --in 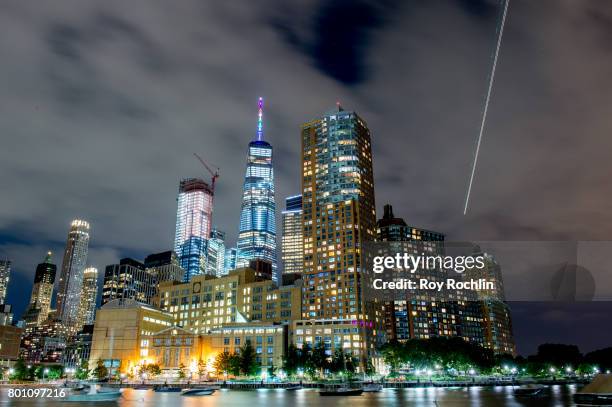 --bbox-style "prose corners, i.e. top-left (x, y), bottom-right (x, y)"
top-left (257, 97), bottom-right (264, 141)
